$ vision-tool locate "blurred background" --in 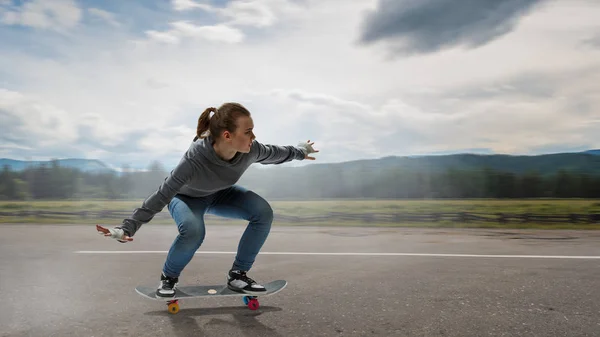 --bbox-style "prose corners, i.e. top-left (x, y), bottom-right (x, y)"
top-left (1, 152), bottom-right (599, 228)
